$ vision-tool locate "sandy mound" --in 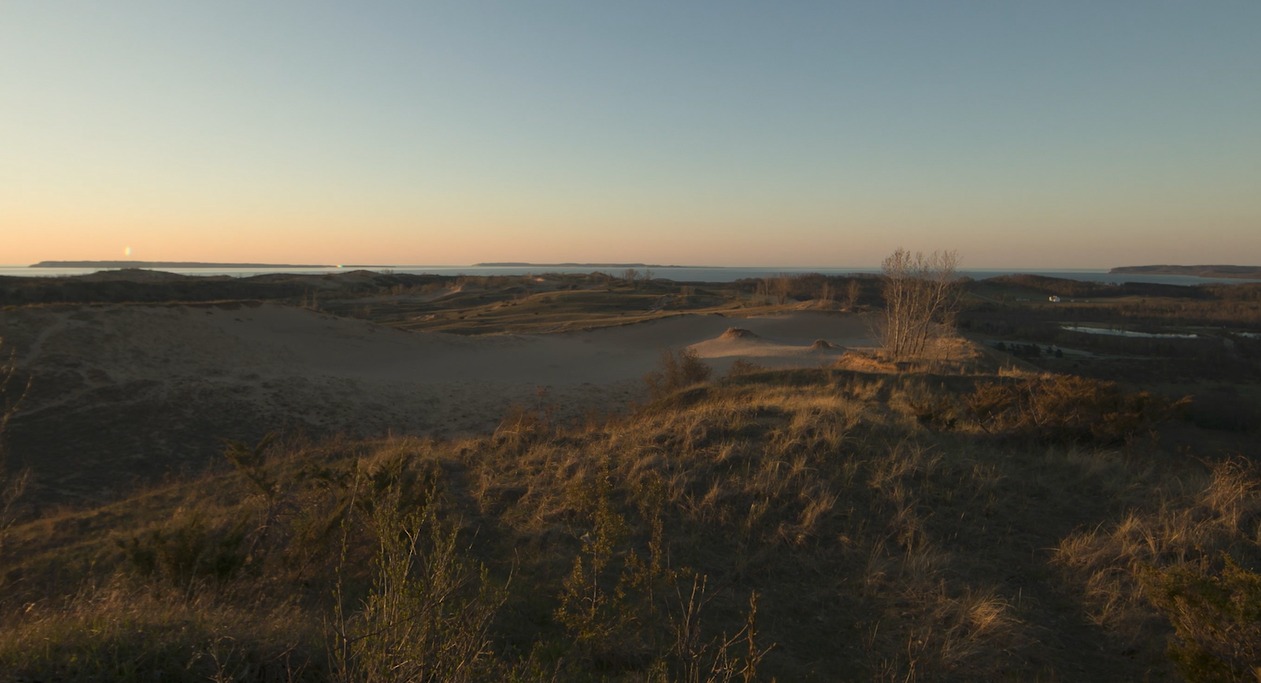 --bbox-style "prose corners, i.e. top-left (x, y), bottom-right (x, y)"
top-left (687, 314), bottom-right (867, 370)
top-left (719, 327), bottom-right (759, 340)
